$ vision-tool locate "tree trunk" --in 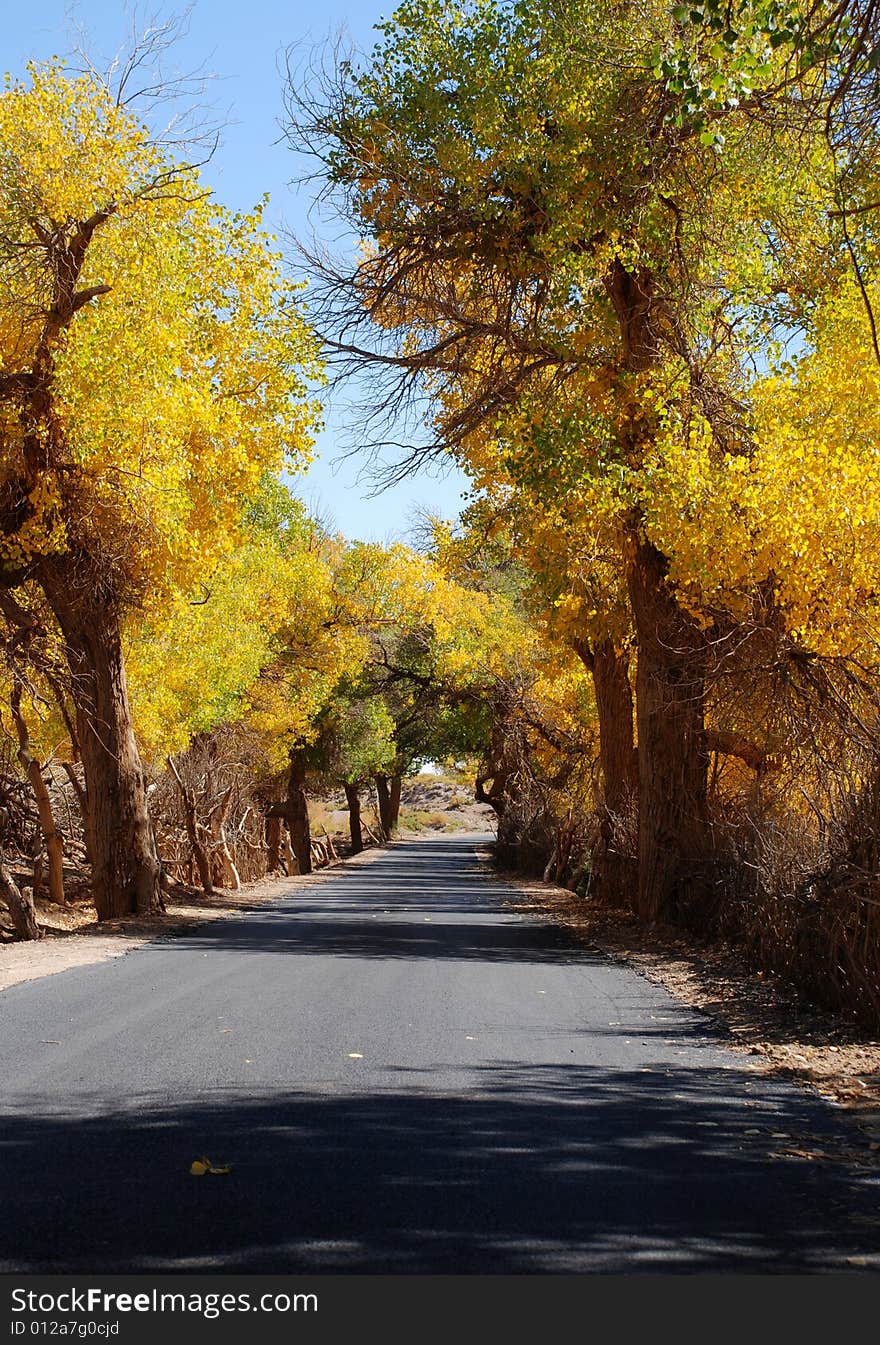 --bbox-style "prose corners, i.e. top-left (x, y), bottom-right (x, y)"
top-left (286, 748), bottom-right (312, 875)
top-left (282, 825), bottom-right (297, 876)
top-left (573, 639), bottom-right (638, 906)
top-left (265, 814), bottom-right (282, 874)
top-left (0, 858), bottom-right (41, 940)
top-left (168, 757), bottom-right (214, 894)
top-left (389, 774), bottom-right (402, 830)
top-left (627, 537), bottom-right (710, 923)
top-left (38, 565), bottom-right (161, 919)
top-left (604, 259), bottom-right (711, 922)
top-left (375, 772), bottom-right (402, 837)
top-left (375, 773), bottom-right (393, 838)
top-left (591, 641), bottom-right (637, 816)
top-left (10, 683), bottom-right (66, 905)
top-left (344, 782), bottom-right (364, 854)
